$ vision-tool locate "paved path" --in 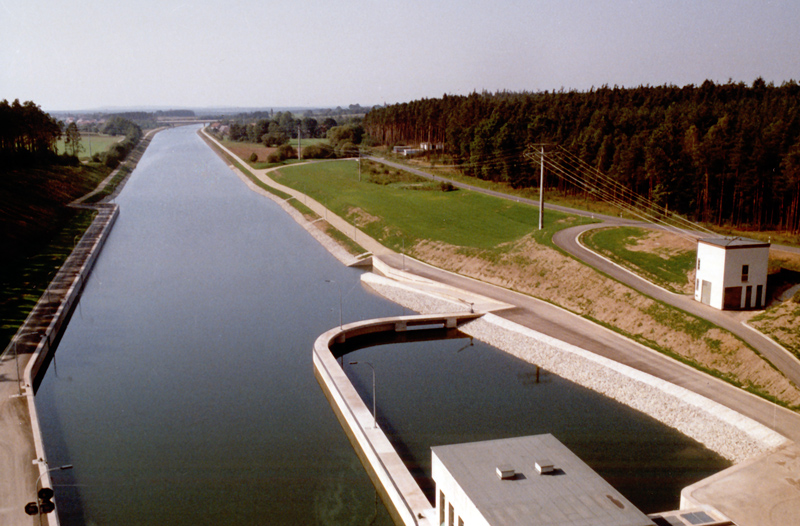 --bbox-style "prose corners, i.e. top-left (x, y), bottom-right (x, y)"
top-left (370, 156), bottom-right (800, 388)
